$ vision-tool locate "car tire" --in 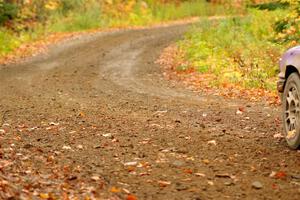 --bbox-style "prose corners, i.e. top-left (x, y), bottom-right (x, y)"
top-left (283, 72), bottom-right (300, 149)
